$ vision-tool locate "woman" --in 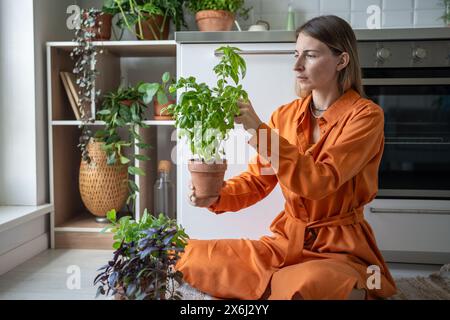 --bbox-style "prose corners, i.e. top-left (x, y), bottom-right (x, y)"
top-left (176, 15), bottom-right (397, 300)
